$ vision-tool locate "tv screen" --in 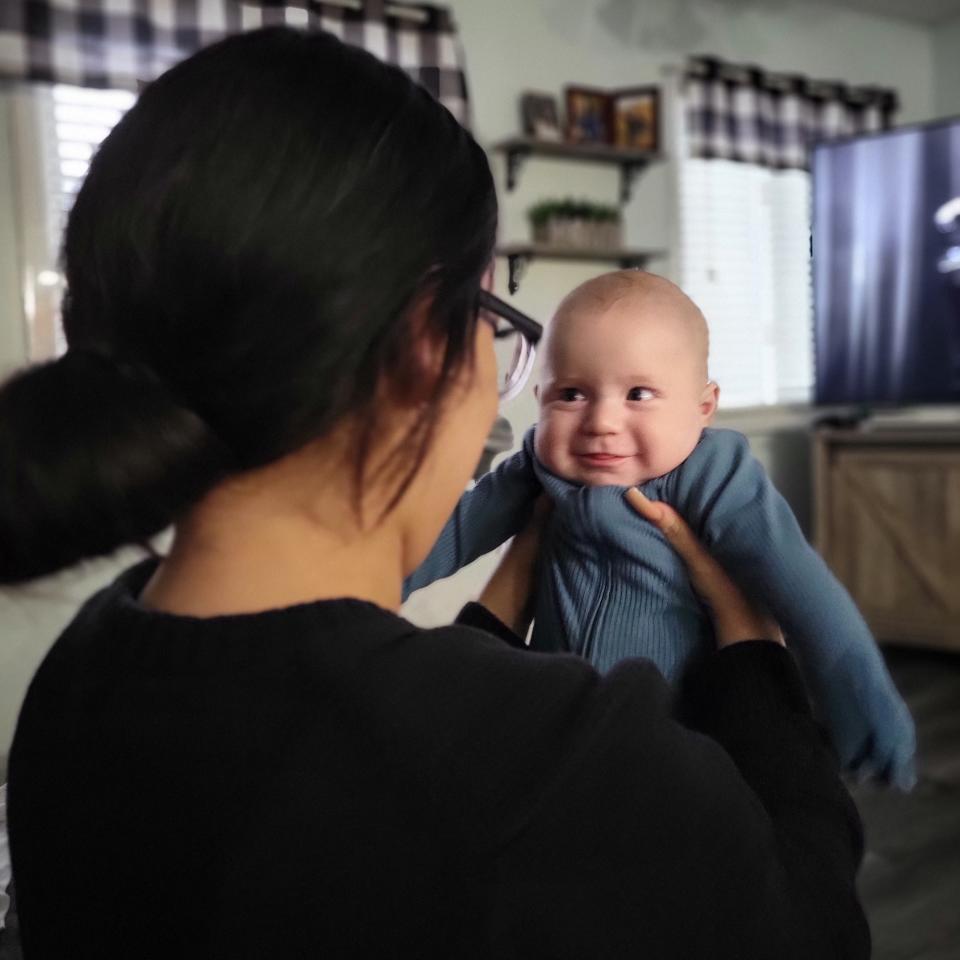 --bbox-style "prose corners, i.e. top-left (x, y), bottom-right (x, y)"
top-left (812, 118), bottom-right (960, 406)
